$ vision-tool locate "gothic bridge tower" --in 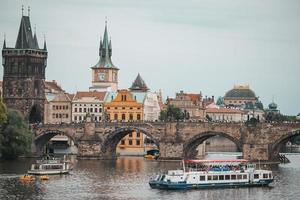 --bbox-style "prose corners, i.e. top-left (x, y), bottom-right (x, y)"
top-left (2, 9), bottom-right (48, 123)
